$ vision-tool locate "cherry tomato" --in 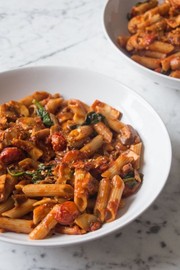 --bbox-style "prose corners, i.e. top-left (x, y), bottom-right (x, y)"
top-left (0, 147), bottom-right (24, 164)
top-left (54, 201), bottom-right (80, 225)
